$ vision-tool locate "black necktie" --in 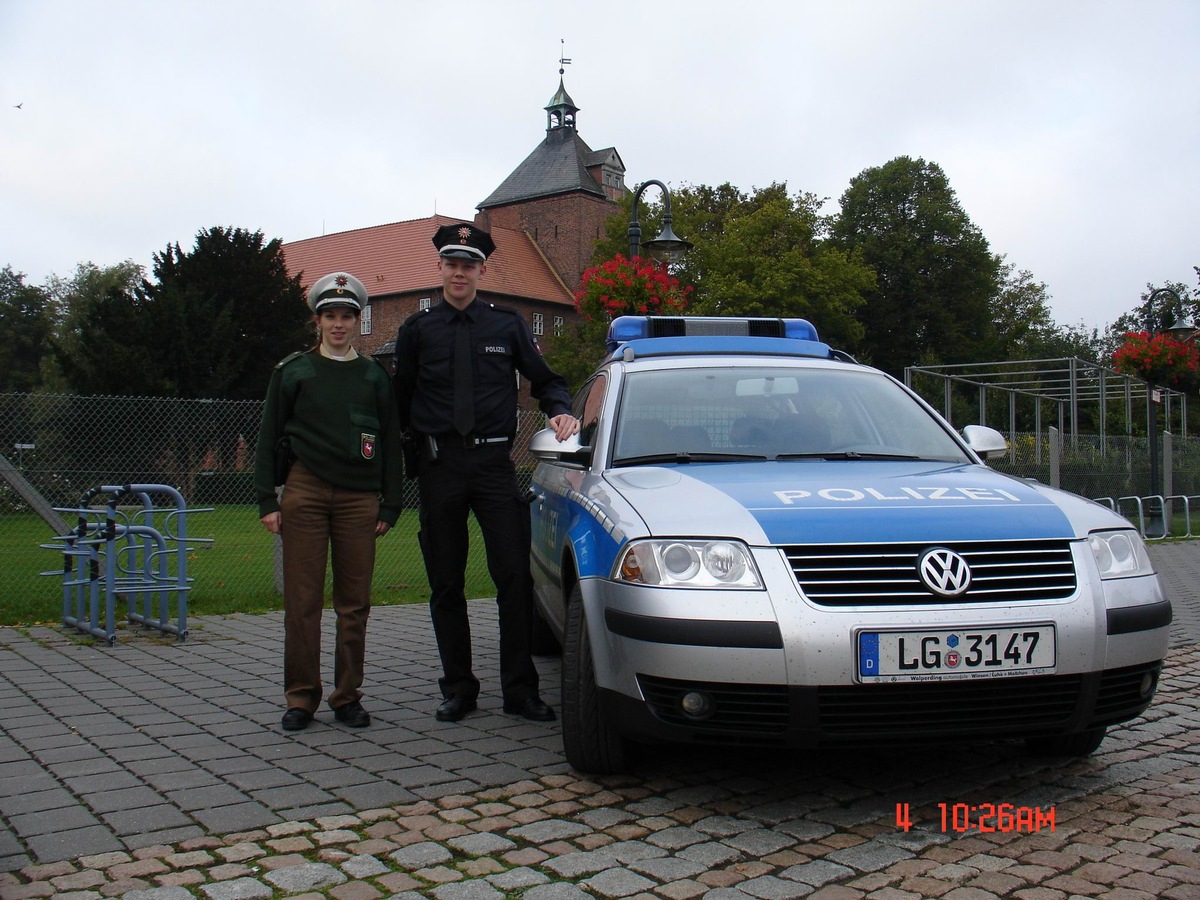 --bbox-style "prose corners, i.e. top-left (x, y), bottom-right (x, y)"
top-left (453, 314), bottom-right (474, 435)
